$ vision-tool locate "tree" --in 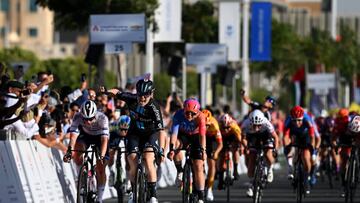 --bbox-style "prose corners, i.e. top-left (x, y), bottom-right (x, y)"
top-left (36, 0), bottom-right (158, 30)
